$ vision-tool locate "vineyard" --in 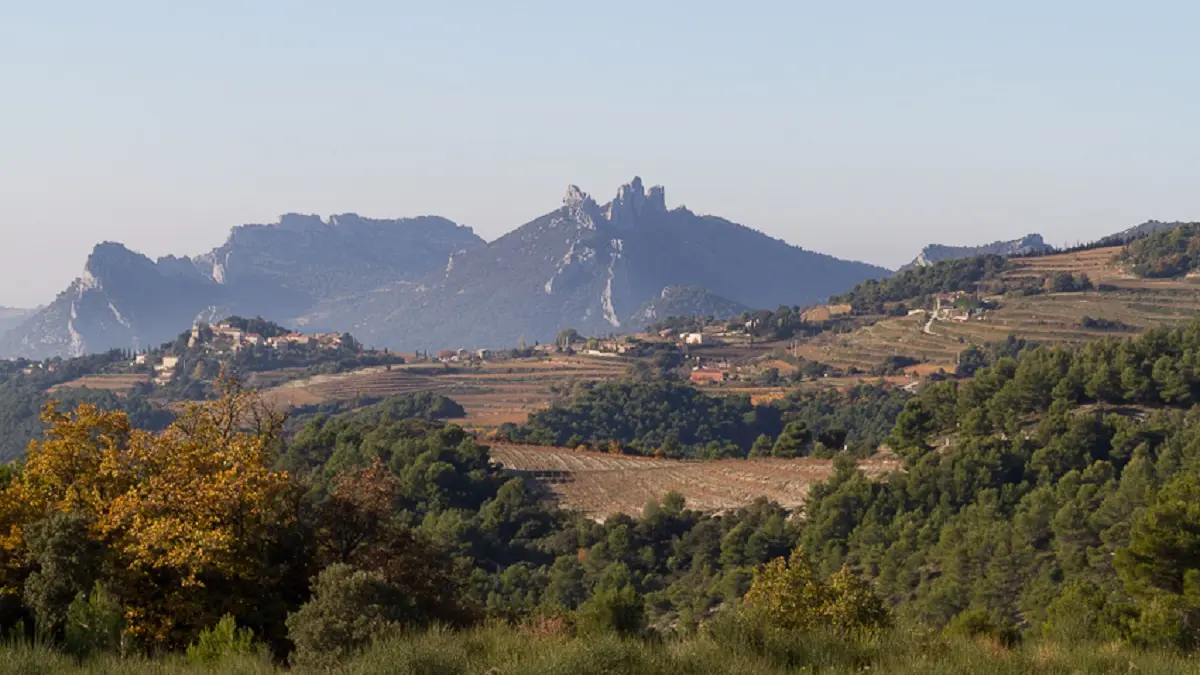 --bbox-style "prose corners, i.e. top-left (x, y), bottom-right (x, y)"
top-left (489, 443), bottom-right (900, 519)
top-left (46, 373), bottom-right (146, 394)
top-left (260, 356), bottom-right (631, 427)
top-left (799, 246), bottom-right (1200, 372)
